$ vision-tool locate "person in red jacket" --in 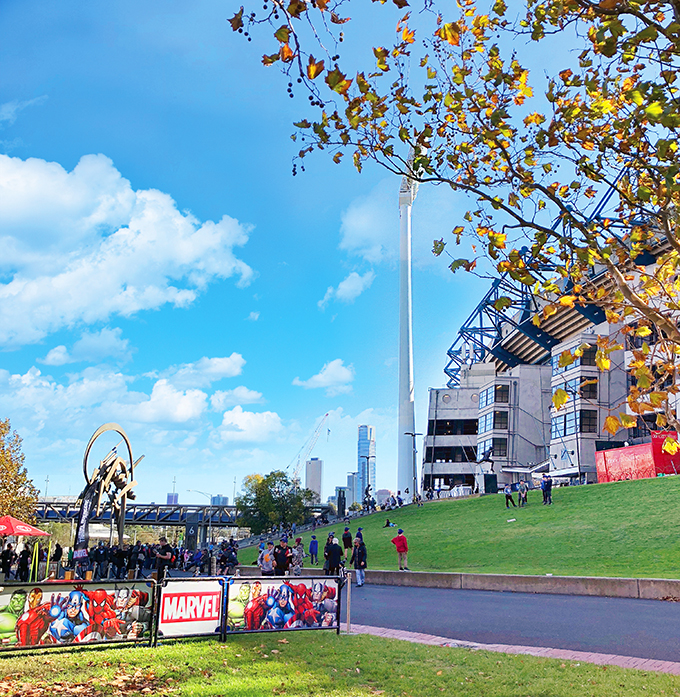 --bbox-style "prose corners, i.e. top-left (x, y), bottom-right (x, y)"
top-left (391, 529), bottom-right (409, 571)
